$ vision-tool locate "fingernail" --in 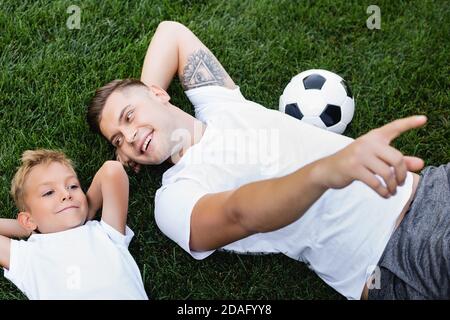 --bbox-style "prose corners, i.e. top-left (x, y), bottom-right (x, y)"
top-left (416, 115), bottom-right (427, 121)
